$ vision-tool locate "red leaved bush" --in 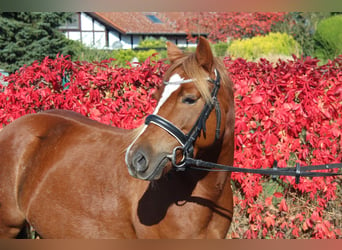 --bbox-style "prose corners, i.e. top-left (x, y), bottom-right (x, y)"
top-left (225, 55), bottom-right (342, 239)
top-left (0, 54), bottom-right (341, 239)
top-left (179, 12), bottom-right (286, 42)
top-left (0, 55), bottom-right (166, 129)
